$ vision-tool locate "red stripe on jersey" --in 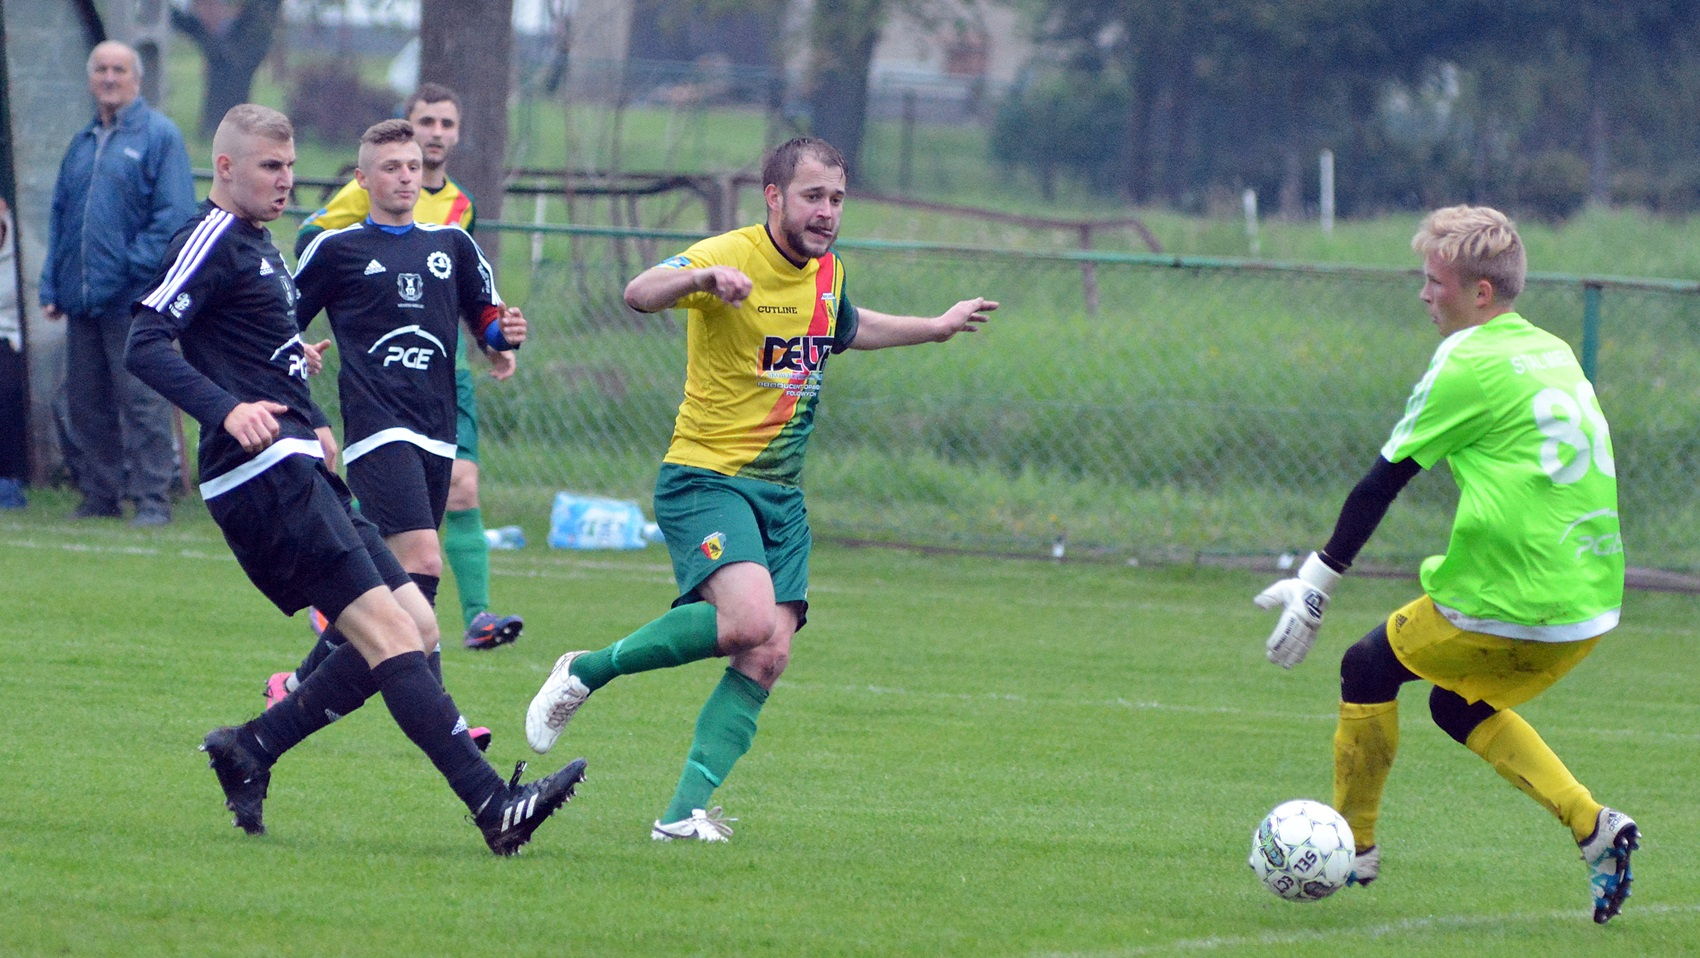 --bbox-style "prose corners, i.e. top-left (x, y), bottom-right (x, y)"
top-left (751, 253), bottom-right (836, 435)
top-left (808, 253), bottom-right (836, 338)
top-left (444, 193), bottom-right (472, 227)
